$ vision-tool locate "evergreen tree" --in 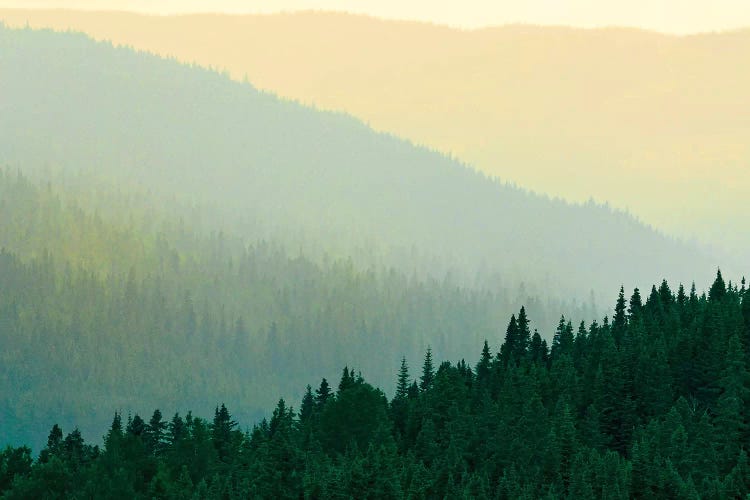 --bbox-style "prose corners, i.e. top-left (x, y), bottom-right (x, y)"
top-left (629, 288), bottom-right (643, 321)
top-left (709, 269), bottom-right (727, 302)
top-left (516, 306), bottom-right (531, 360)
top-left (714, 331), bottom-right (749, 470)
top-left (499, 314), bottom-right (519, 366)
top-left (211, 404), bottom-right (238, 465)
top-left (420, 347), bottom-right (435, 392)
top-left (476, 340), bottom-right (493, 385)
top-left (395, 357), bottom-right (411, 400)
top-left (613, 286), bottom-right (628, 346)
top-left (300, 385), bottom-right (315, 423)
top-left (551, 316), bottom-right (574, 359)
top-left (315, 378), bottom-right (332, 409)
top-left (146, 409), bottom-right (167, 456)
